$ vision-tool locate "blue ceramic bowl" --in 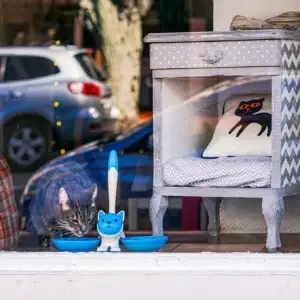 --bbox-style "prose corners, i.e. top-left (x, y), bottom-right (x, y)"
top-left (120, 235), bottom-right (168, 252)
top-left (52, 237), bottom-right (101, 252)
